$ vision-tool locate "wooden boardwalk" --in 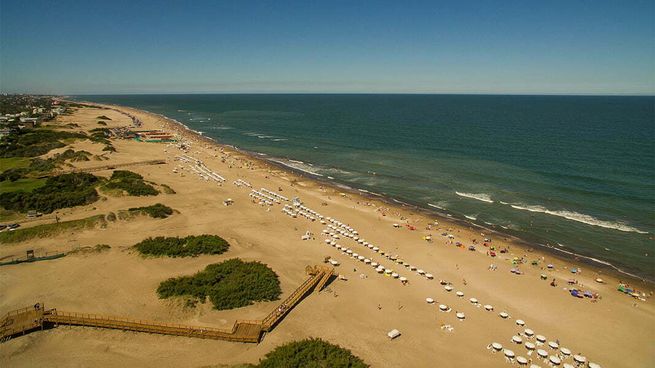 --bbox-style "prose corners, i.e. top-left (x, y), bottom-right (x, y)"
top-left (1, 265), bottom-right (332, 343)
top-left (54, 159), bottom-right (166, 174)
